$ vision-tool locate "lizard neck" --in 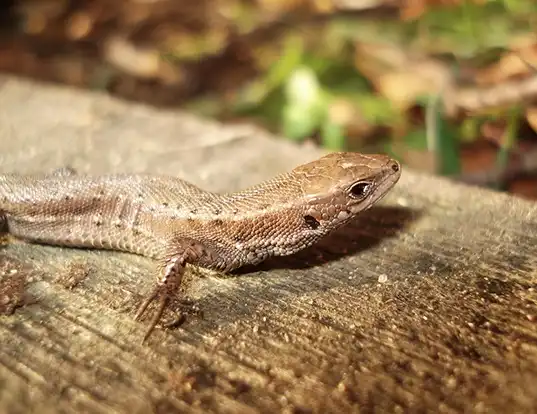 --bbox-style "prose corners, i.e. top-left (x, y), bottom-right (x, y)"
top-left (220, 172), bottom-right (303, 214)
